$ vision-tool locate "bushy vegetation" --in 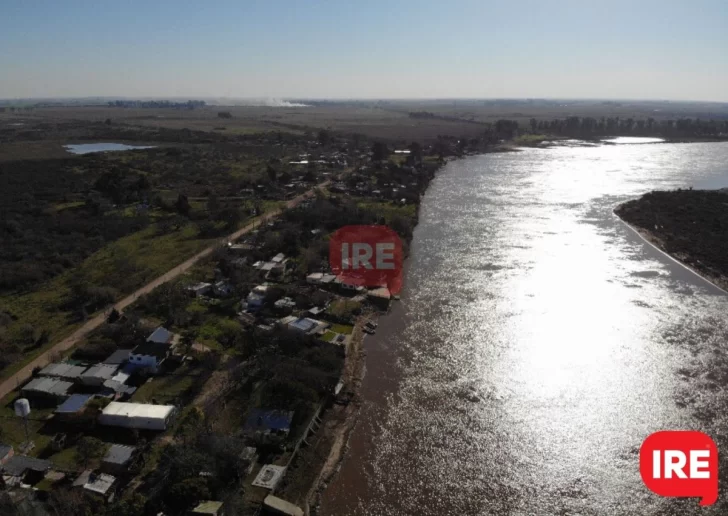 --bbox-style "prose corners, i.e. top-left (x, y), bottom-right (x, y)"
top-left (616, 190), bottom-right (728, 282)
